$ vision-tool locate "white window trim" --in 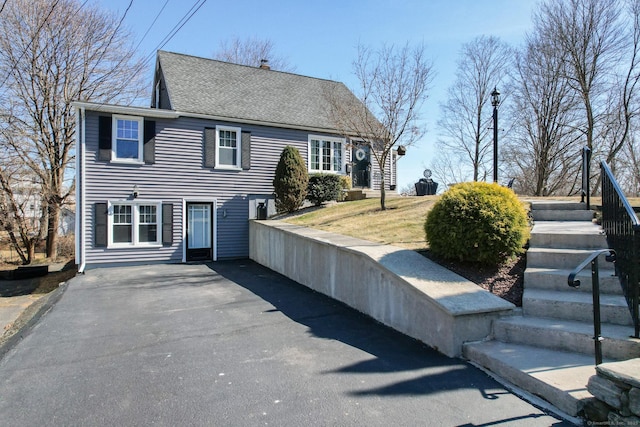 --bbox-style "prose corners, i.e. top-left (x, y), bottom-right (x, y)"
top-left (307, 134), bottom-right (346, 174)
top-left (107, 200), bottom-right (162, 248)
top-left (215, 125), bottom-right (242, 170)
top-left (111, 115), bottom-right (144, 164)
